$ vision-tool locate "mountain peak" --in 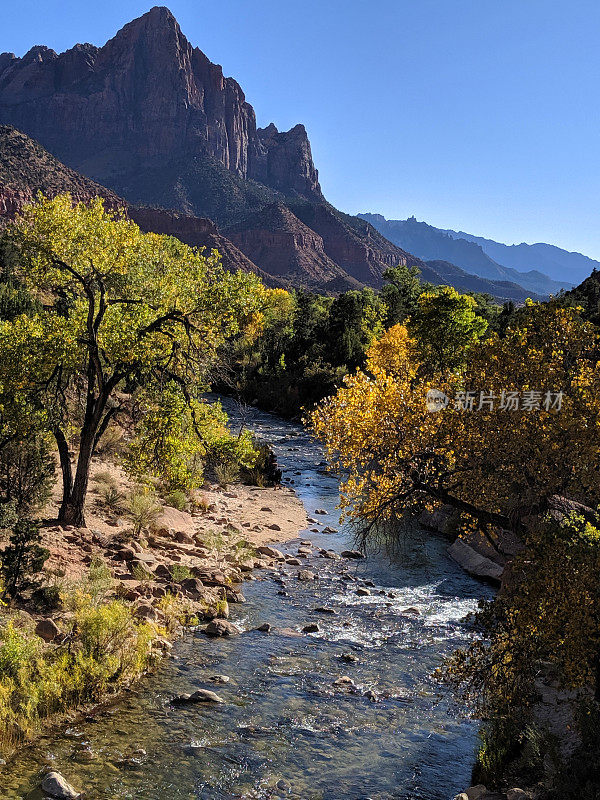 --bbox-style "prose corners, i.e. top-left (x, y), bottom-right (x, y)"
top-left (124, 6), bottom-right (179, 31)
top-left (0, 9), bottom-right (323, 216)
